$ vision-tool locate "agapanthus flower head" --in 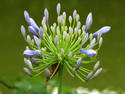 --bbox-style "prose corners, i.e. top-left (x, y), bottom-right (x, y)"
top-left (21, 3), bottom-right (111, 82)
